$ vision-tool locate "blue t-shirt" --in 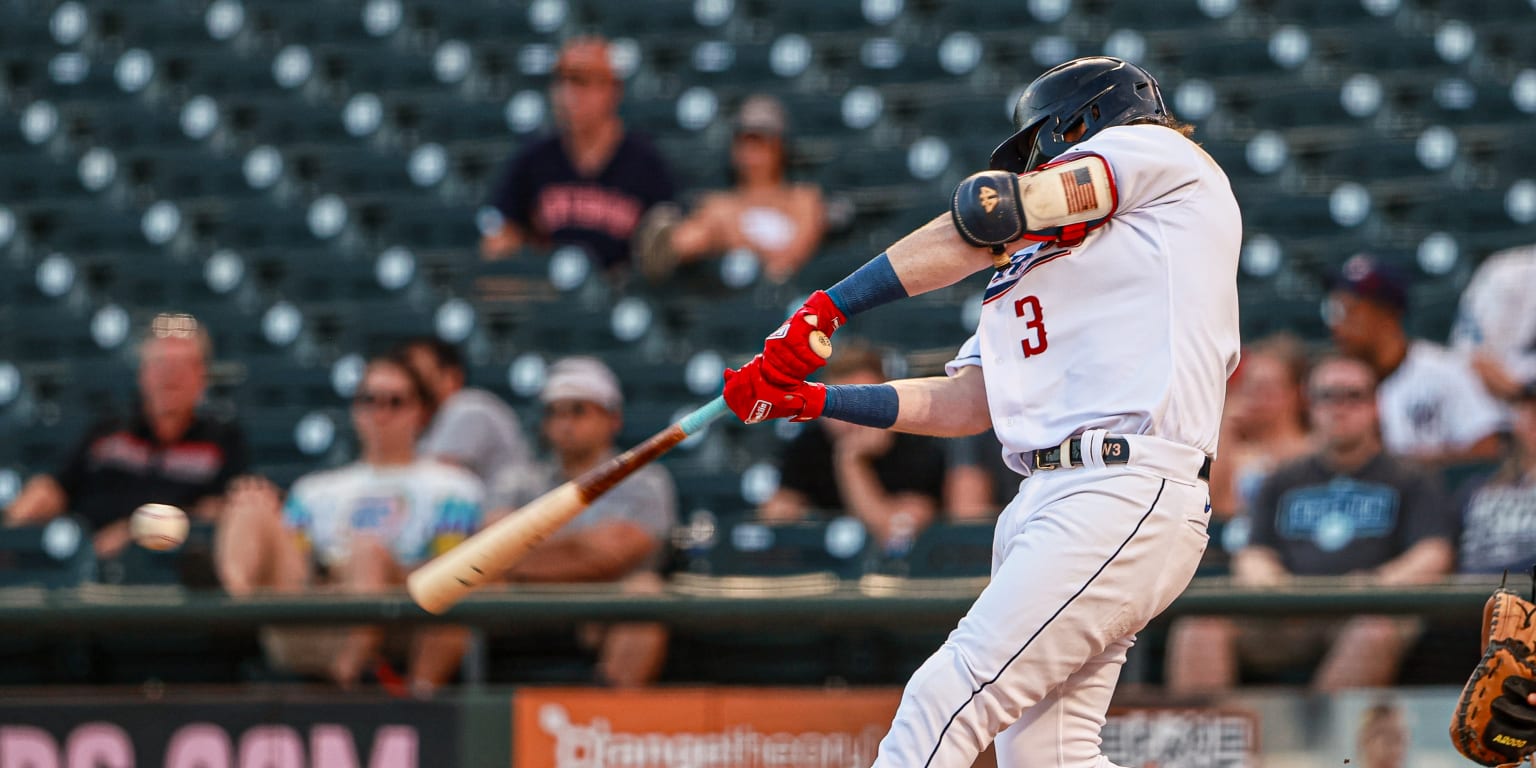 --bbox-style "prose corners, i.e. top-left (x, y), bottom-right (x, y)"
top-left (1247, 452), bottom-right (1452, 575)
top-left (1456, 472), bottom-right (1536, 574)
top-left (487, 131), bottom-right (674, 271)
